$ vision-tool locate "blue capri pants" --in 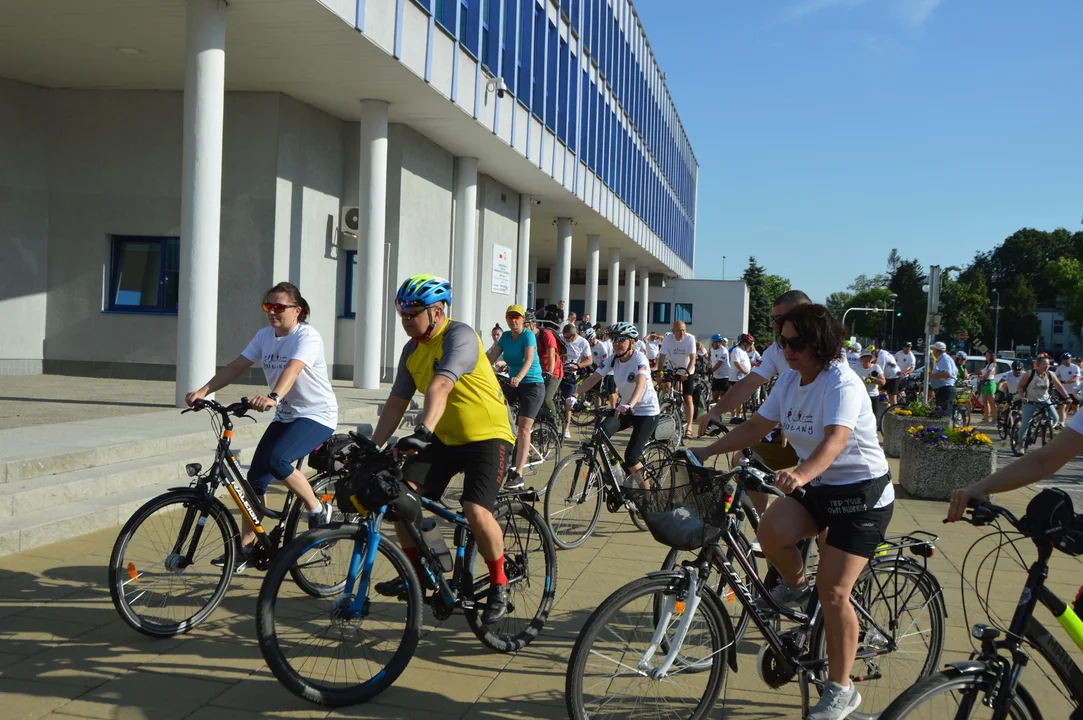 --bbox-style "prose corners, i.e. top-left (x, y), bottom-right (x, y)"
top-left (247, 418), bottom-right (334, 495)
